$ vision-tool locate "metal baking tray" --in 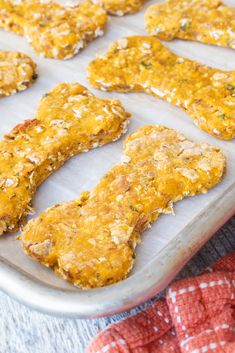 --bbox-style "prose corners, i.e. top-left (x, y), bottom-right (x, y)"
top-left (0, 0), bottom-right (234, 318)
